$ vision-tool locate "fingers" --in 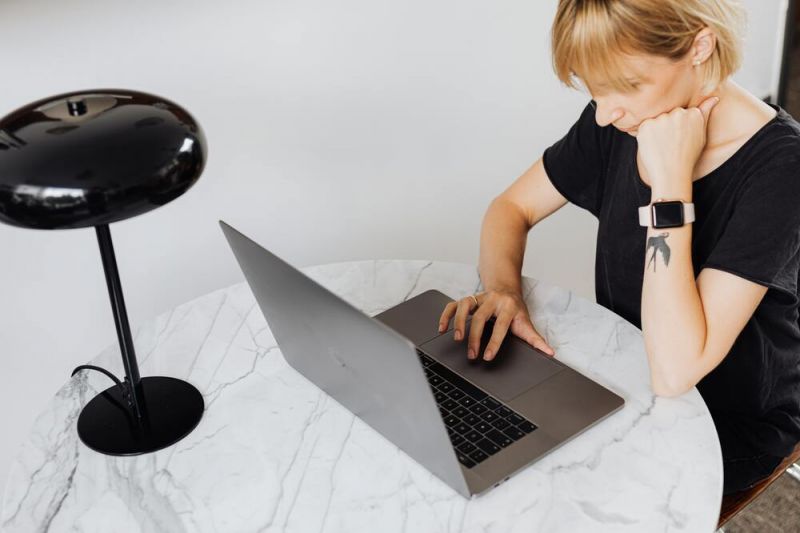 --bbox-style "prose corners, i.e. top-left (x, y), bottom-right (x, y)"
top-left (481, 310), bottom-right (514, 361)
top-left (527, 327), bottom-right (556, 357)
top-left (697, 95), bottom-right (720, 123)
top-left (439, 290), bottom-right (557, 362)
top-left (438, 302), bottom-right (456, 333)
top-left (451, 297), bottom-right (477, 341)
top-left (467, 308), bottom-right (489, 360)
